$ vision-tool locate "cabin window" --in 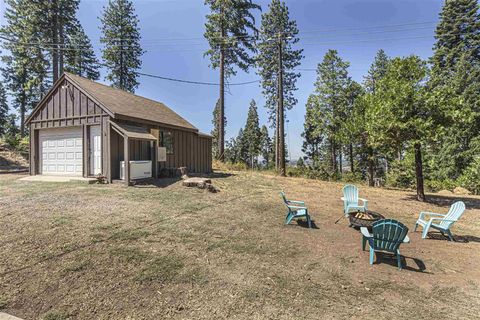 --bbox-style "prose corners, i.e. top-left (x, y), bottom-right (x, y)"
top-left (160, 130), bottom-right (174, 154)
